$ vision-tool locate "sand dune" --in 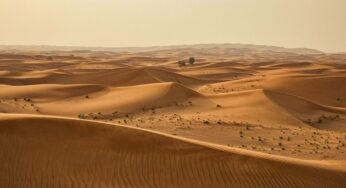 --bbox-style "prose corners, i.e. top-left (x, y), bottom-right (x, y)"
top-left (0, 84), bottom-right (108, 101)
top-left (264, 90), bottom-right (346, 131)
top-left (0, 115), bottom-right (345, 188)
top-left (207, 89), bottom-right (306, 127)
top-left (264, 76), bottom-right (346, 107)
top-left (0, 81), bottom-right (212, 117)
top-left (36, 82), bottom-right (208, 116)
top-left (1, 45), bottom-right (346, 187)
top-left (0, 66), bottom-right (211, 88)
